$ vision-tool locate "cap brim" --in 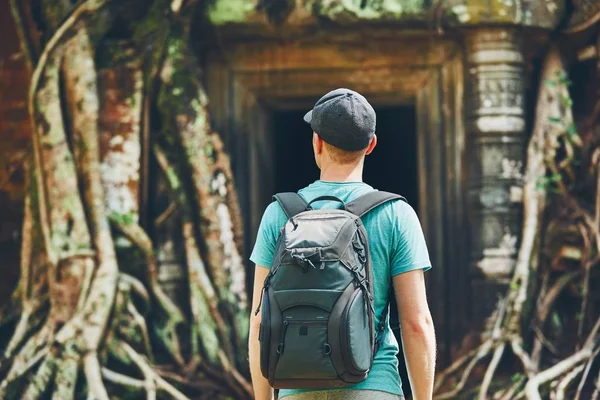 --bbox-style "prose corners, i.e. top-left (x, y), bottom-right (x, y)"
top-left (303, 110), bottom-right (312, 123)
